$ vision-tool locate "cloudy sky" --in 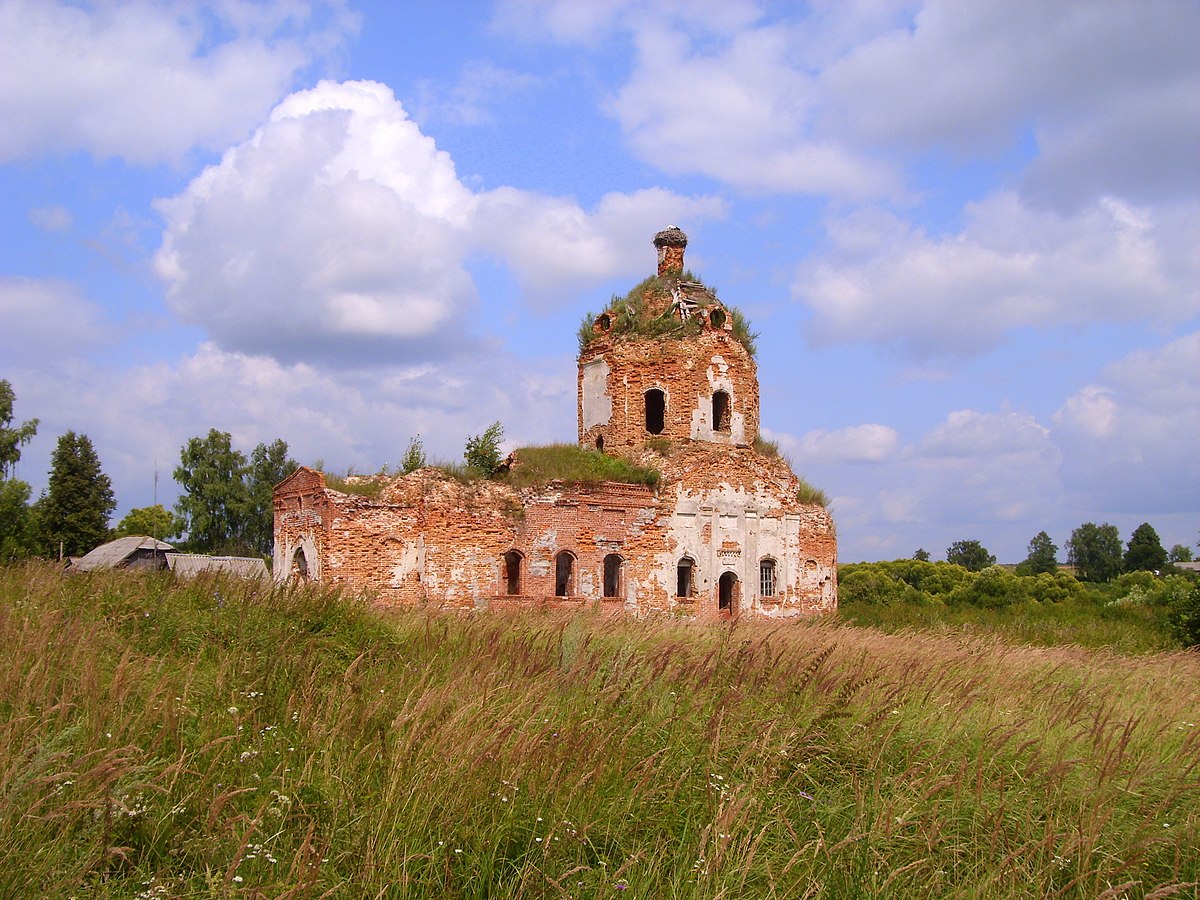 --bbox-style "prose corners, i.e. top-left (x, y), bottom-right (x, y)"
top-left (2, 0), bottom-right (1197, 562)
